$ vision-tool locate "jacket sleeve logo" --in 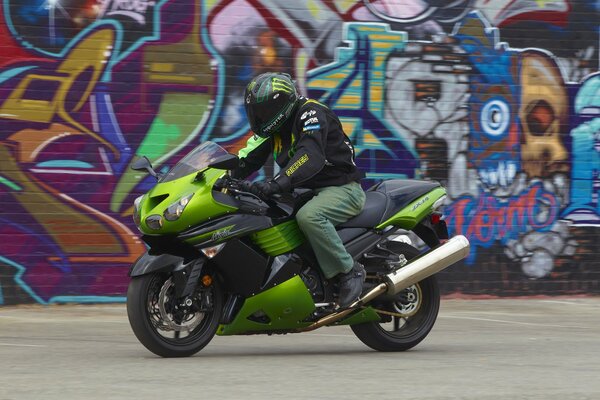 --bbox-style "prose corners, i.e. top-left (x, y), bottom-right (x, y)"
top-left (285, 154), bottom-right (309, 176)
top-left (300, 109), bottom-right (316, 120)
